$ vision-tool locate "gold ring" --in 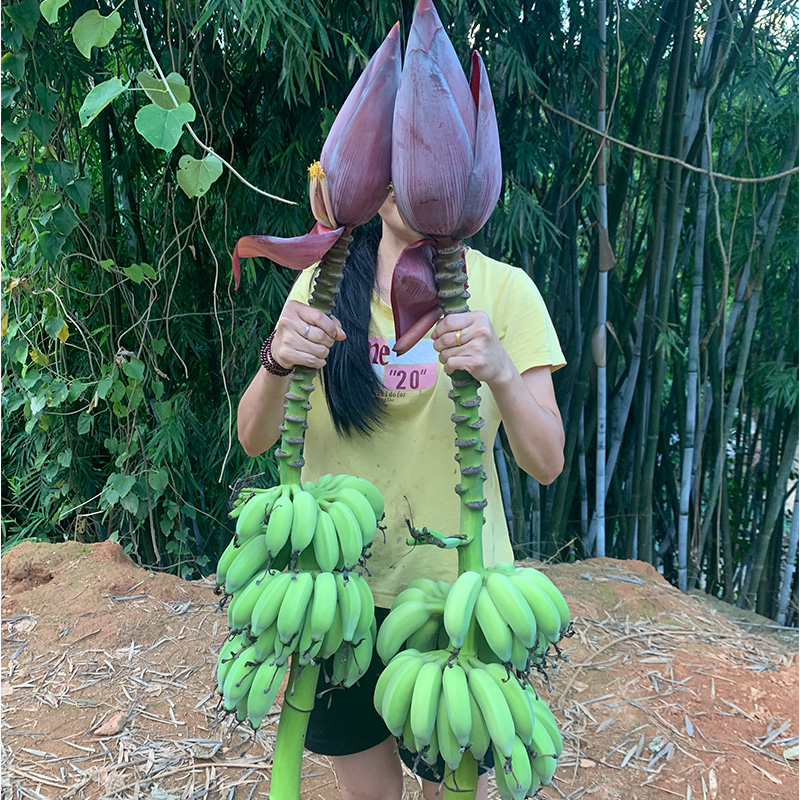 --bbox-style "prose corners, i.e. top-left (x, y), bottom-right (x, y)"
top-left (455, 329), bottom-right (462, 347)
